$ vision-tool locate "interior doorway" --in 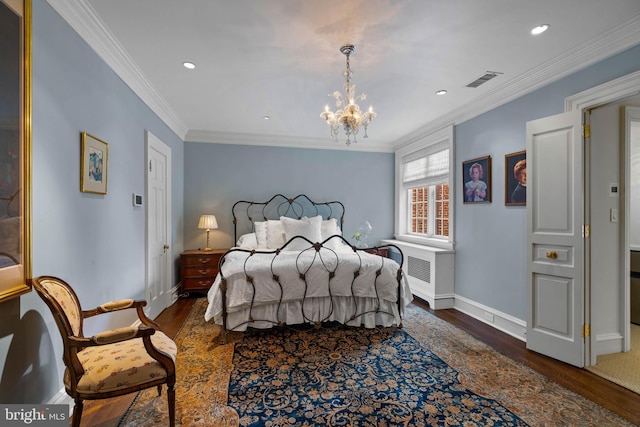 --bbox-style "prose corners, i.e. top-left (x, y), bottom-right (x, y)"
top-left (526, 70), bottom-right (640, 376)
top-left (585, 95), bottom-right (640, 393)
top-left (145, 130), bottom-right (172, 319)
